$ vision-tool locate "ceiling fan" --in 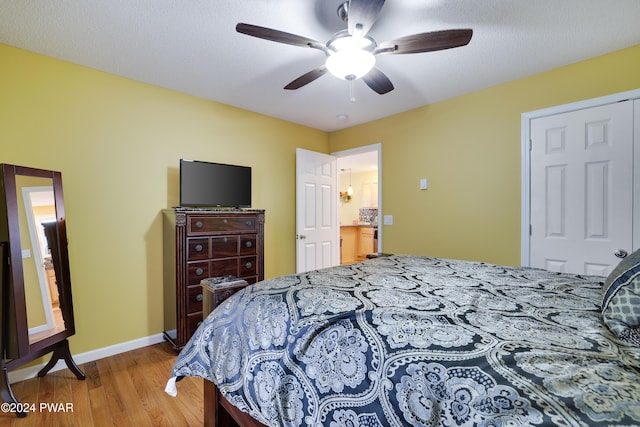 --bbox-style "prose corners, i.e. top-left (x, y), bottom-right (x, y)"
top-left (236, 0), bottom-right (472, 95)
